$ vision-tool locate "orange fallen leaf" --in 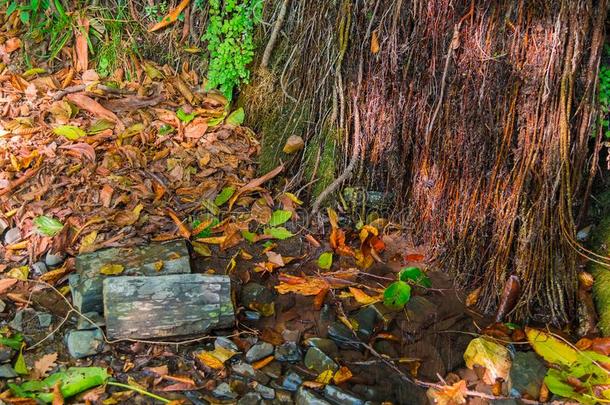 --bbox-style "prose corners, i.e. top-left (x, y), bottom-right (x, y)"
top-left (75, 15), bottom-right (89, 72)
top-left (252, 355), bottom-right (275, 369)
top-left (149, 0), bottom-right (191, 32)
top-left (31, 352), bottom-right (58, 380)
top-left (275, 276), bottom-right (330, 296)
top-left (0, 278), bottom-right (18, 294)
top-left (428, 380), bottom-right (467, 405)
top-left (348, 287), bottom-right (381, 305)
top-left (167, 209), bottom-right (191, 239)
top-left (333, 366), bottom-right (353, 384)
top-left (405, 253), bottom-right (425, 262)
top-left (66, 93), bottom-right (124, 130)
top-left (5, 37), bottom-right (21, 53)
